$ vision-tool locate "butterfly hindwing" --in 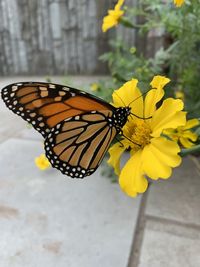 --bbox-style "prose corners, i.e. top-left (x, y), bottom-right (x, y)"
top-left (44, 110), bottom-right (117, 178)
top-left (1, 82), bottom-right (114, 137)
